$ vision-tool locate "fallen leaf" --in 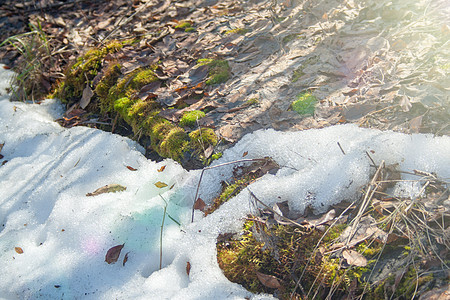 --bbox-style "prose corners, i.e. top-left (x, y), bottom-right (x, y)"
top-left (105, 244), bottom-right (124, 264)
top-left (15, 247), bottom-right (23, 254)
top-left (80, 85), bottom-right (94, 109)
top-left (242, 151), bottom-right (248, 157)
top-left (204, 145), bottom-right (214, 158)
top-left (126, 166), bottom-right (137, 171)
top-left (186, 261), bottom-right (191, 275)
top-left (0, 143), bottom-right (4, 152)
top-left (123, 252), bottom-right (129, 266)
top-left (157, 165), bottom-right (166, 172)
top-left (256, 271), bottom-right (282, 289)
top-left (342, 250), bottom-right (367, 267)
top-left (194, 198), bottom-right (206, 211)
top-left (399, 95), bottom-right (411, 112)
top-left (86, 184), bottom-right (127, 196)
top-left (419, 285), bottom-right (450, 300)
top-left (409, 115), bottom-right (423, 133)
top-left (155, 181), bottom-right (168, 188)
